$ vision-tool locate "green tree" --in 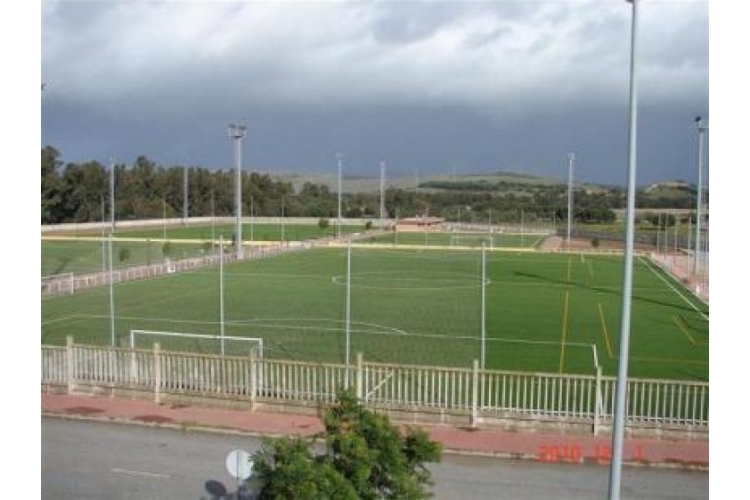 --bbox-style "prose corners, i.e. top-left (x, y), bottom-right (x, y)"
top-left (318, 218), bottom-right (330, 231)
top-left (252, 390), bottom-right (442, 499)
top-left (118, 247), bottom-right (131, 262)
top-left (41, 146), bottom-right (64, 223)
top-left (254, 438), bottom-right (358, 500)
